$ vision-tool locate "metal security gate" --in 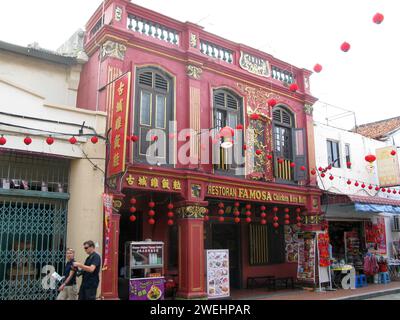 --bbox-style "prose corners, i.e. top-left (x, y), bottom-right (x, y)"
top-left (0, 152), bottom-right (70, 300)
